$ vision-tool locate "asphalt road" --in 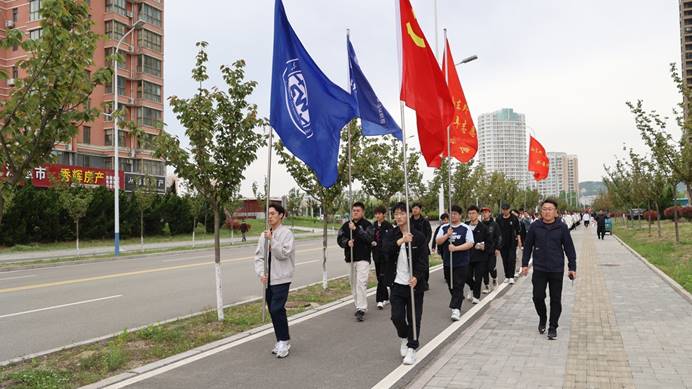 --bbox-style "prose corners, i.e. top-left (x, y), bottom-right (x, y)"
top-left (0, 237), bottom-right (346, 362)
